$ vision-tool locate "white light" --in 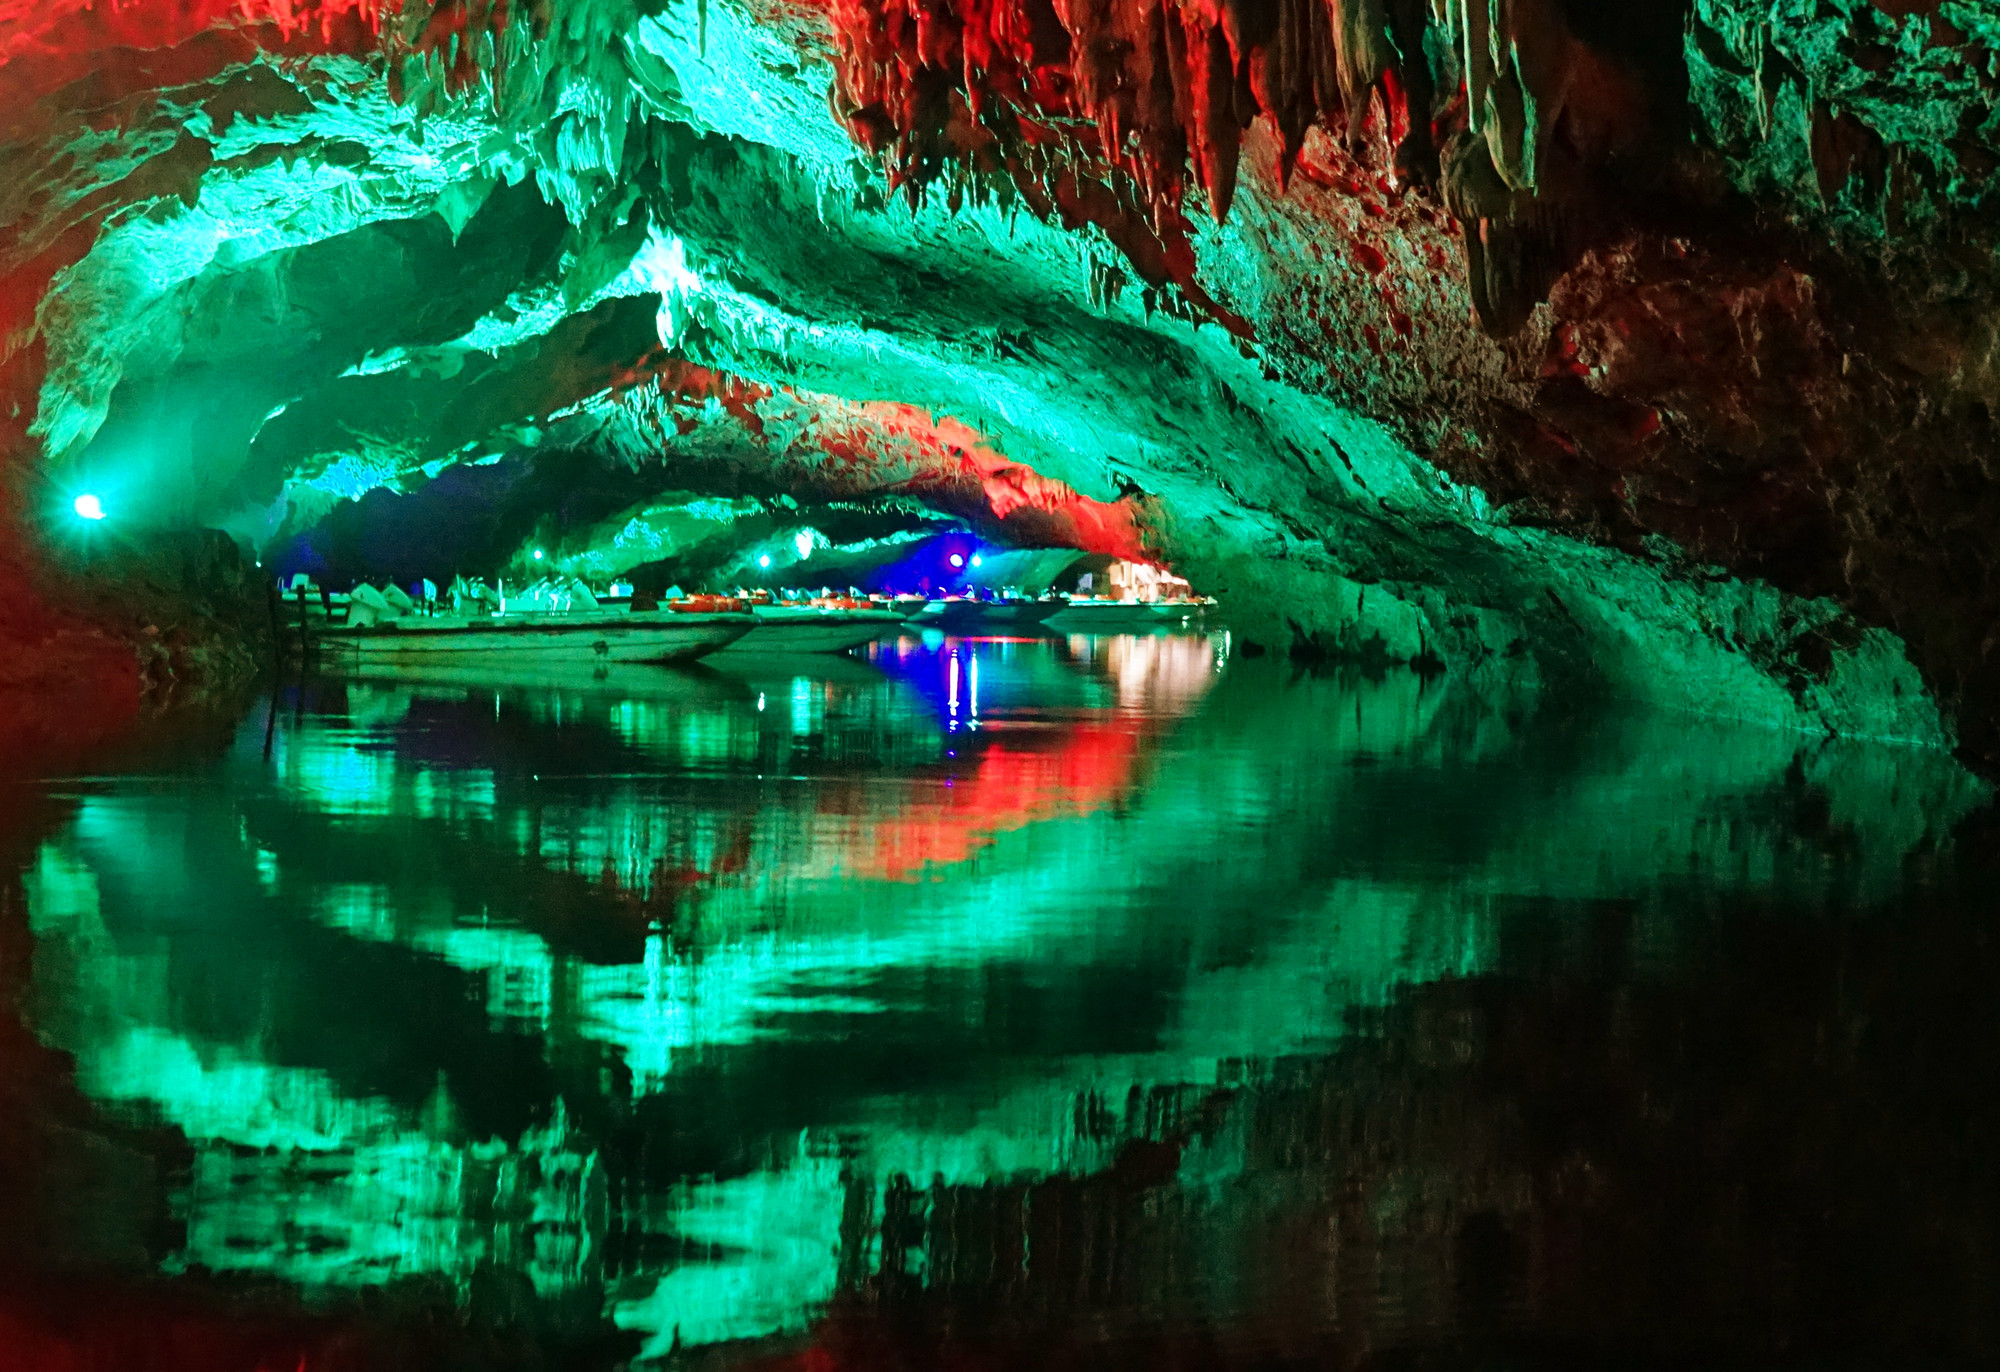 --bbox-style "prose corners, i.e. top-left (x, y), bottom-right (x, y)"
top-left (73, 494), bottom-right (105, 521)
top-left (757, 554), bottom-right (772, 569)
top-left (793, 531), bottom-right (814, 560)
top-left (635, 230), bottom-right (703, 344)
top-left (971, 555), bottom-right (983, 567)
top-left (949, 554), bottom-right (965, 569)
top-left (532, 549), bottom-right (544, 561)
